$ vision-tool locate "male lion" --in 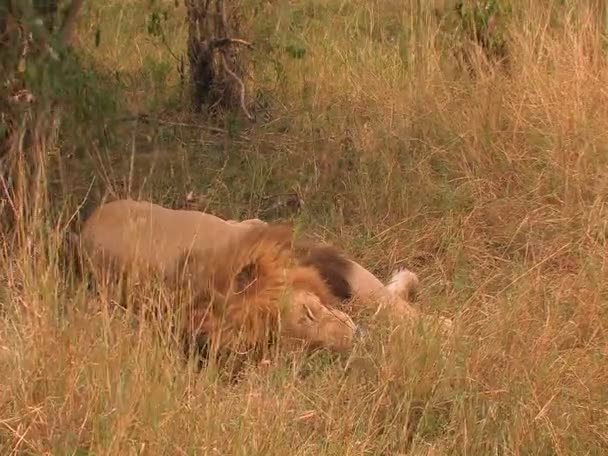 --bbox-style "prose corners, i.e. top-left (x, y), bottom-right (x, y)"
top-left (74, 198), bottom-right (360, 359)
